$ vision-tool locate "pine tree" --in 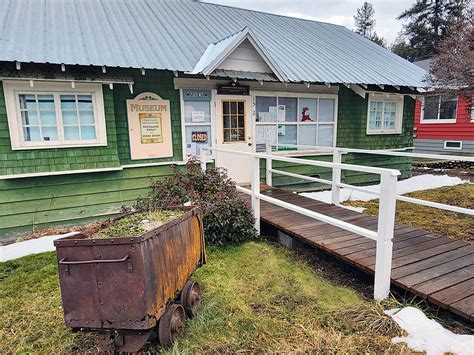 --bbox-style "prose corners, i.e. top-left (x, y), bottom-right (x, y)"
top-left (353, 2), bottom-right (386, 47)
top-left (395, 0), bottom-right (470, 61)
top-left (354, 2), bottom-right (376, 37)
